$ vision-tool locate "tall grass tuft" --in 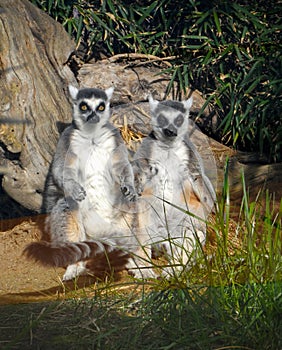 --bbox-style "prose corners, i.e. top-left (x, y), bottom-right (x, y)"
top-left (155, 158), bottom-right (281, 288)
top-left (136, 282), bottom-right (282, 349)
top-left (195, 163), bottom-right (281, 287)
